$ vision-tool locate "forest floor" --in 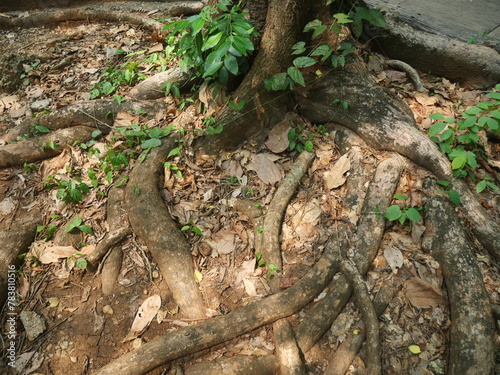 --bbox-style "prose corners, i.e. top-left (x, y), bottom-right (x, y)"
top-left (0, 9), bottom-right (499, 375)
